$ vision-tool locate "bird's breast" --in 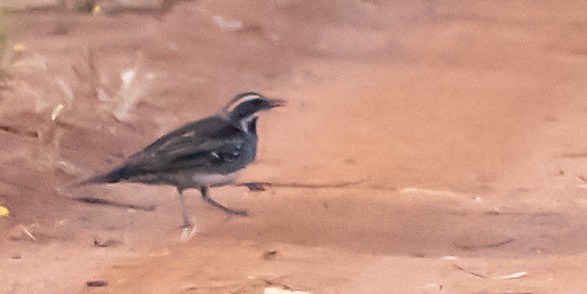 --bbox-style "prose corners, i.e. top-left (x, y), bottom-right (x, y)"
top-left (191, 172), bottom-right (240, 187)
